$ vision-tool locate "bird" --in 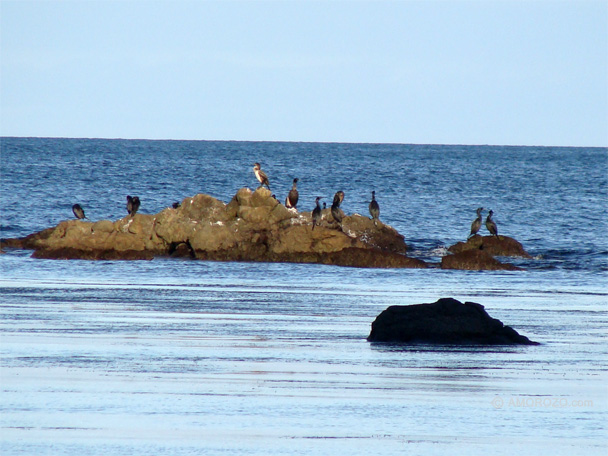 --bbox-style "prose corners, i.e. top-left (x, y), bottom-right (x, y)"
top-left (126, 195), bottom-right (141, 216)
top-left (132, 197), bottom-right (141, 214)
top-left (369, 191), bottom-right (380, 225)
top-left (323, 202), bottom-right (327, 210)
top-left (331, 191), bottom-right (344, 229)
top-left (72, 204), bottom-right (87, 220)
top-left (486, 210), bottom-right (499, 237)
top-left (285, 178), bottom-right (299, 209)
top-left (468, 207), bottom-right (484, 238)
top-left (312, 197), bottom-right (322, 230)
top-left (333, 190), bottom-right (345, 206)
top-left (172, 202), bottom-right (181, 209)
top-left (253, 162), bottom-right (270, 189)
